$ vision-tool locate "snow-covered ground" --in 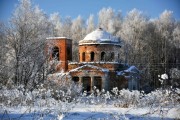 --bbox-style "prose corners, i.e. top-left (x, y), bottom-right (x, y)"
top-left (1, 104), bottom-right (179, 120)
top-left (64, 104), bottom-right (180, 120)
top-left (1, 86), bottom-right (179, 120)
